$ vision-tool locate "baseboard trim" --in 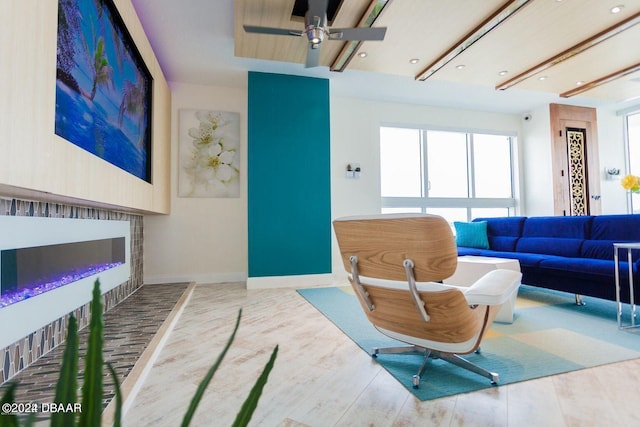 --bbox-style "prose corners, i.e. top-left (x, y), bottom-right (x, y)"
top-left (144, 272), bottom-right (246, 285)
top-left (246, 273), bottom-right (334, 290)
